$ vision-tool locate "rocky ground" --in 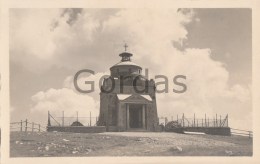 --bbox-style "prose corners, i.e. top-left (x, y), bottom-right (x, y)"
top-left (10, 131), bottom-right (252, 157)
